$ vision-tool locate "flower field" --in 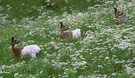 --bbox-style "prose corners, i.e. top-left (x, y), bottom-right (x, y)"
top-left (0, 0), bottom-right (135, 78)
